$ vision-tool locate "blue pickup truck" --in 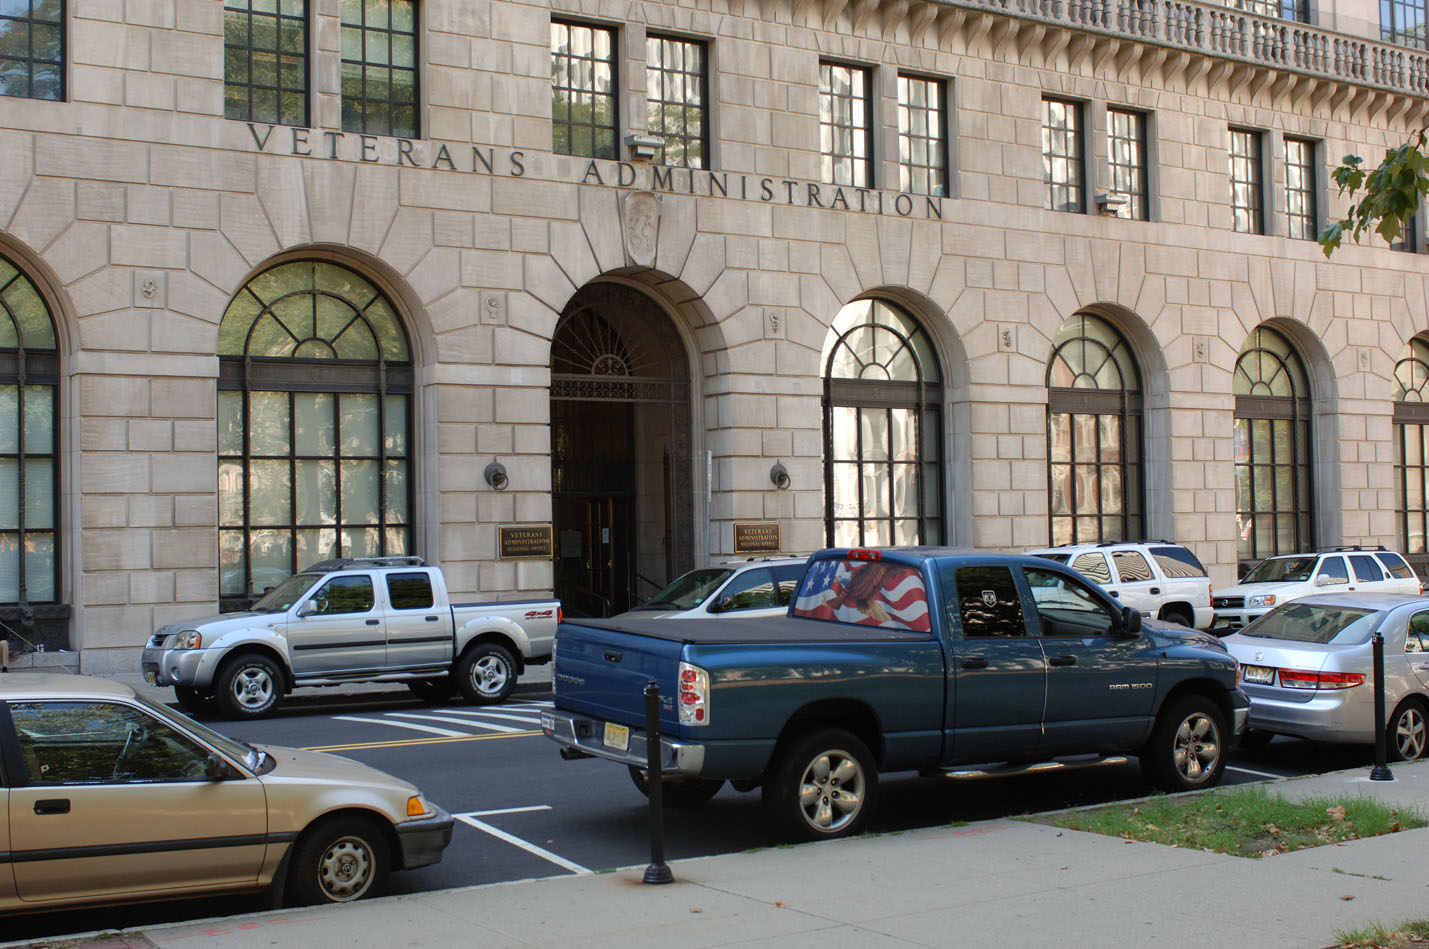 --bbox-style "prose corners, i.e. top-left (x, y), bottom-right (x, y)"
top-left (542, 547), bottom-right (1249, 841)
